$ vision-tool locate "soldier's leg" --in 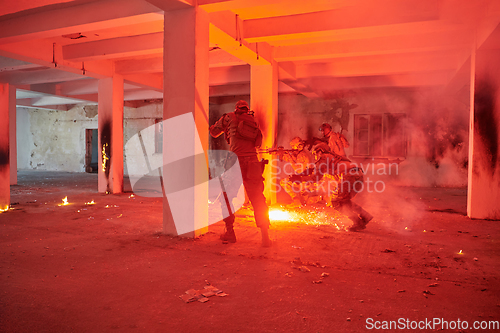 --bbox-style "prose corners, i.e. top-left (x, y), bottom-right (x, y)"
top-left (281, 177), bottom-right (305, 207)
top-left (241, 158), bottom-right (272, 246)
top-left (219, 181), bottom-right (237, 243)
